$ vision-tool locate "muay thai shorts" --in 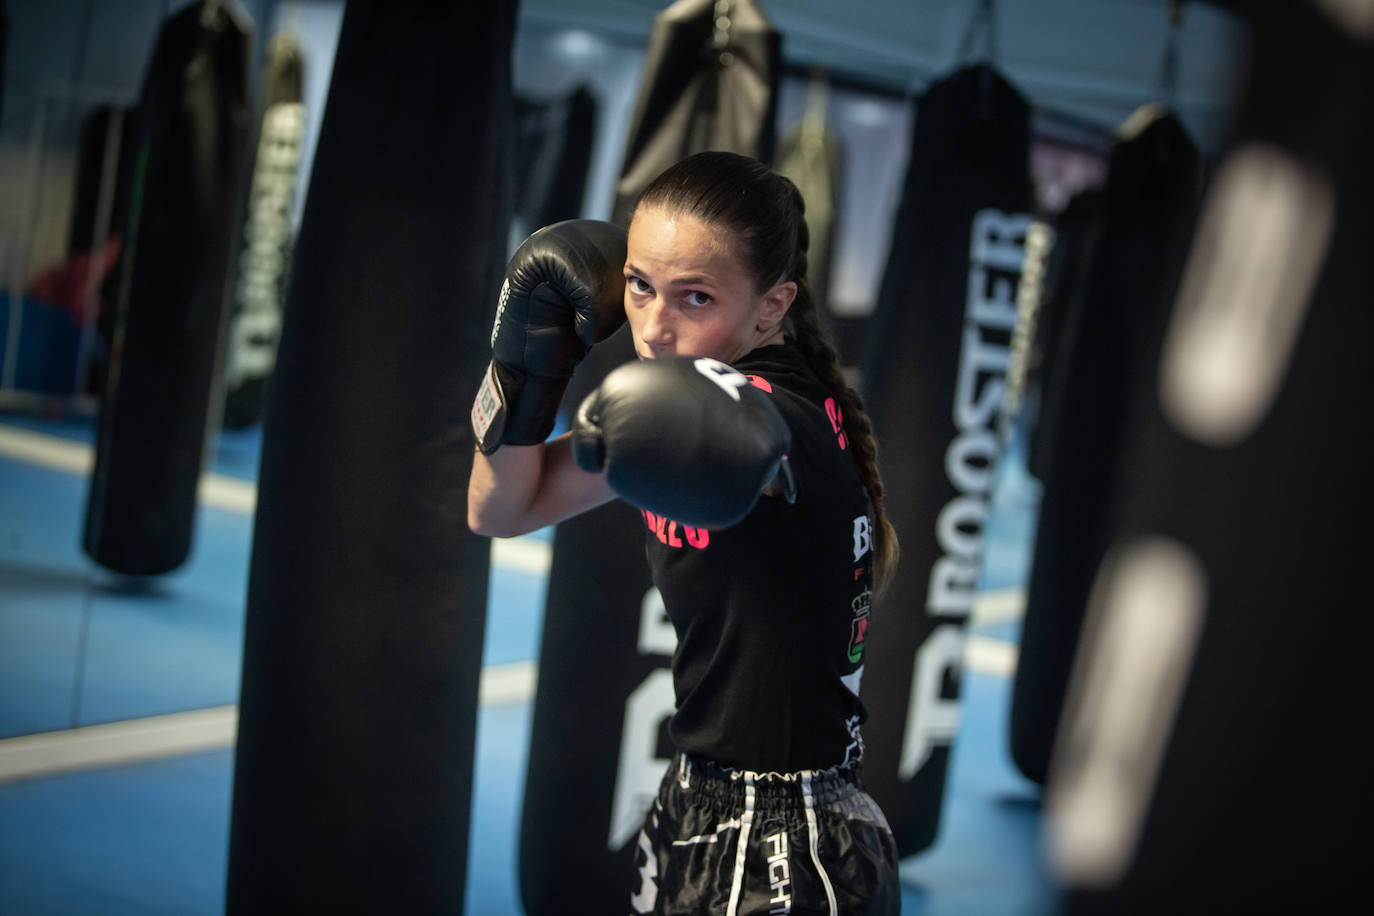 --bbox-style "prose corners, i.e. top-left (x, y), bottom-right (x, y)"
top-left (629, 752), bottom-right (901, 915)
